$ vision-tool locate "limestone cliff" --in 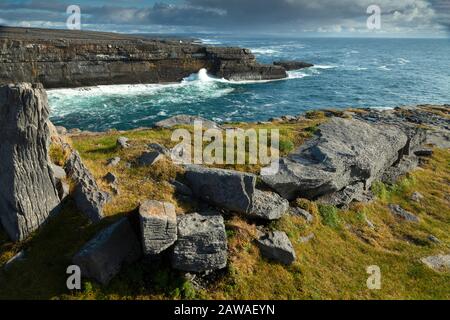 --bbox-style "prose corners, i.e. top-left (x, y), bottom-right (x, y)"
top-left (0, 27), bottom-right (287, 88)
